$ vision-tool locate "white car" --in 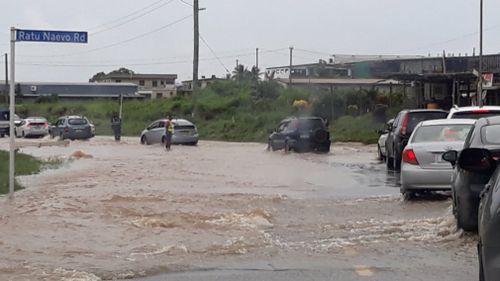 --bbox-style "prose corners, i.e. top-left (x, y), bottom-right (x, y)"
top-left (15, 117), bottom-right (49, 138)
top-left (447, 105), bottom-right (500, 119)
top-left (377, 119), bottom-right (393, 160)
